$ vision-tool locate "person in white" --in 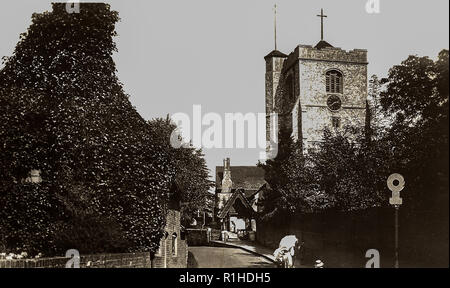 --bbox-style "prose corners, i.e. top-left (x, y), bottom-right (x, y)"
top-left (314, 260), bottom-right (324, 268)
top-left (273, 235), bottom-right (299, 268)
